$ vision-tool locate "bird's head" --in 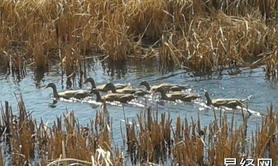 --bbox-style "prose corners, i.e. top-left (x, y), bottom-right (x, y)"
top-left (45, 83), bottom-right (56, 89)
top-left (139, 81), bottom-right (149, 87)
top-left (84, 77), bottom-right (96, 88)
top-left (204, 90), bottom-right (209, 98)
top-left (104, 83), bottom-right (116, 92)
